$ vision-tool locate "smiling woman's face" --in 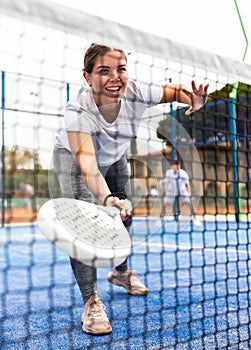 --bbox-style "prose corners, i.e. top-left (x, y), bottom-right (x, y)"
top-left (84, 50), bottom-right (129, 106)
